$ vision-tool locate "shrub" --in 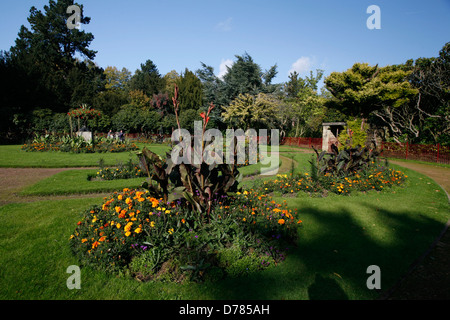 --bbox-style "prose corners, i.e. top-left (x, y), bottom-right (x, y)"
top-left (337, 118), bottom-right (368, 150)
